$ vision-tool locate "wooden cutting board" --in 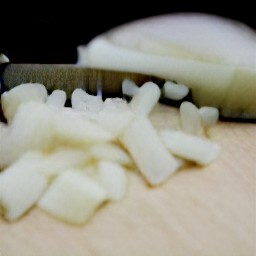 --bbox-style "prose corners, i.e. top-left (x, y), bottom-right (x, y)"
top-left (0, 104), bottom-right (255, 256)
